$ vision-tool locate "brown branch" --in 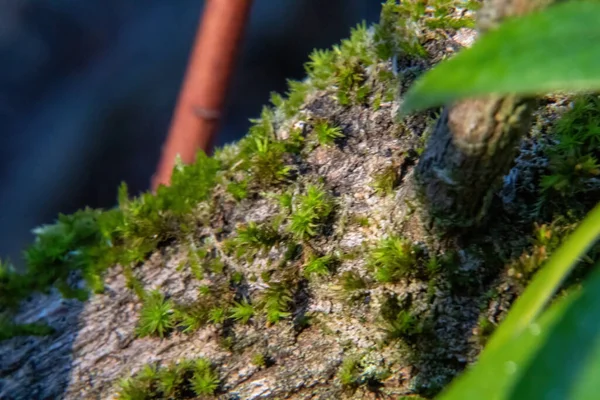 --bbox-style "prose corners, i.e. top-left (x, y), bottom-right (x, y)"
top-left (152, 0), bottom-right (253, 190)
